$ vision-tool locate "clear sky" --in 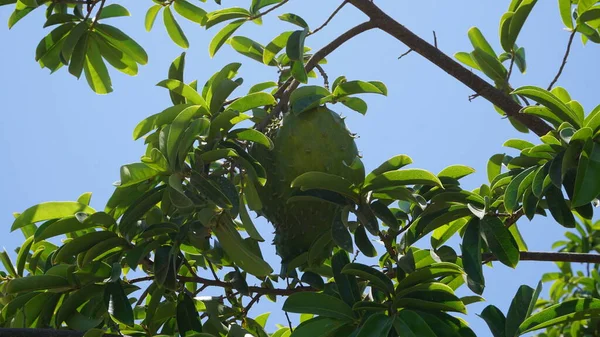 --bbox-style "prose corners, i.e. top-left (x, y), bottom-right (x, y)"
top-left (1, 0), bottom-right (598, 335)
